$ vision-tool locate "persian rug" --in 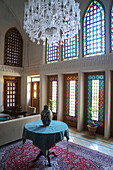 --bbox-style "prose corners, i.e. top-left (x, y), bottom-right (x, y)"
top-left (0, 139), bottom-right (113, 170)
